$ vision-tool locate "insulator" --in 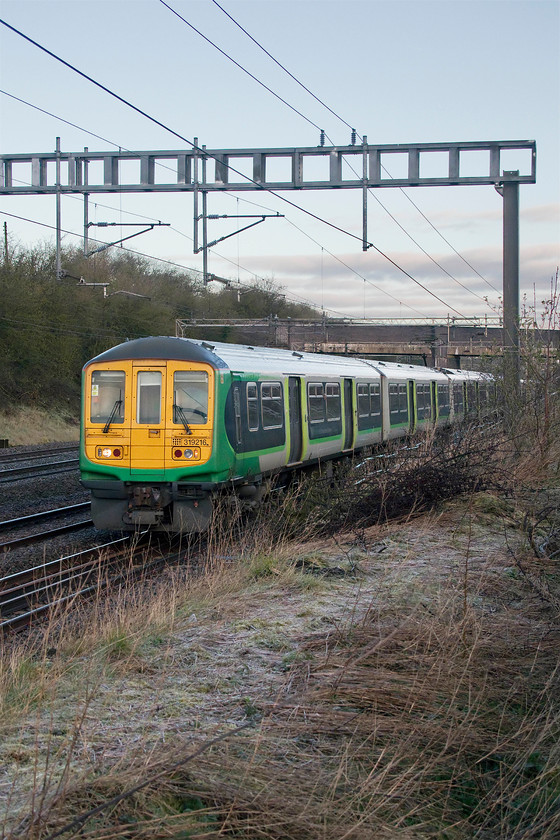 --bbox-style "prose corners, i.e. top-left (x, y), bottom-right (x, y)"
top-left (351, 129), bottom-right (357, 146)
top-left (319, 130), bottom-right (325, 147)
